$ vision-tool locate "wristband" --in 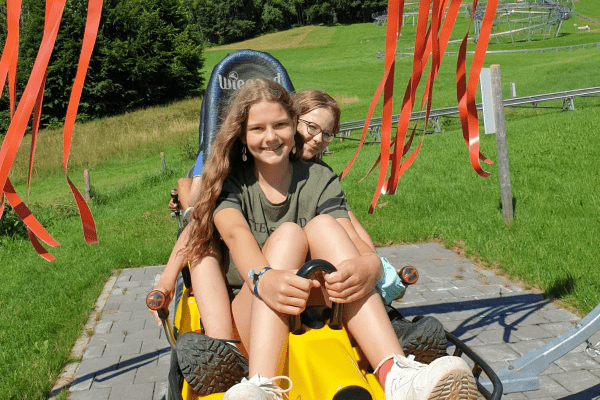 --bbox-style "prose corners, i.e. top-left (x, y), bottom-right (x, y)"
top-left (248, 267), bottom-right (272, 299)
